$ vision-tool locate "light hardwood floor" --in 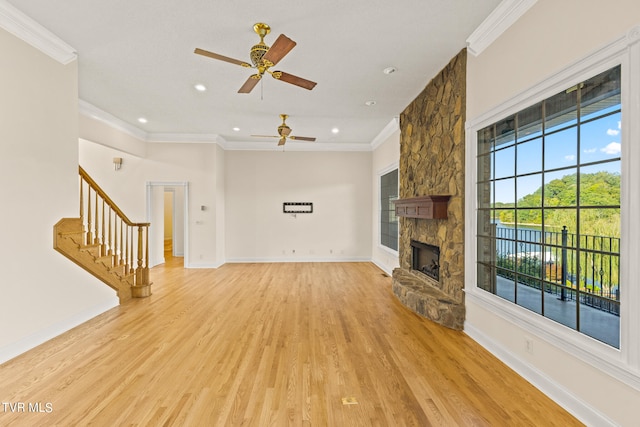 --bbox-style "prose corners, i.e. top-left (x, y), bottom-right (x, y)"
top-left (0, 257), bottom-right (582, 426)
